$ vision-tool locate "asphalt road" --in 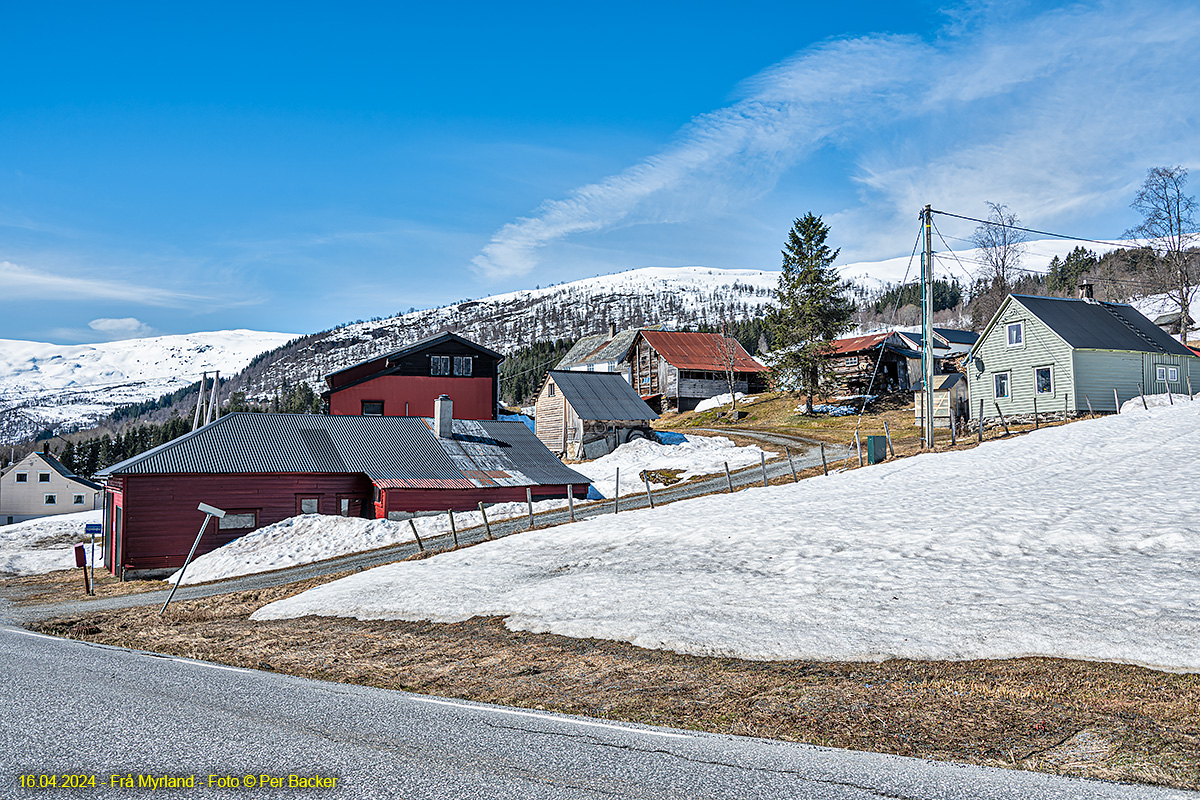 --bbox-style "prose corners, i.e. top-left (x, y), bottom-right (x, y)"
top-left (8, 429), bottom-right (836, 623)
top-left (4, 626), bottom-right (1193, 800)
